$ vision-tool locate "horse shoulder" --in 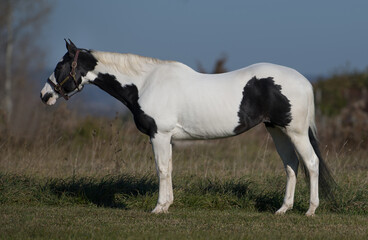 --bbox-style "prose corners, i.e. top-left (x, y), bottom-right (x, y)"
top-left (138, 63), bottom-right (193, 134)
